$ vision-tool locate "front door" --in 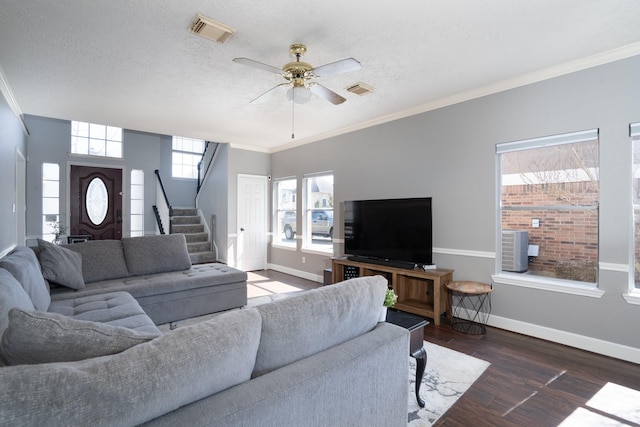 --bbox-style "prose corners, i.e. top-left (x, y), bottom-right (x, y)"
top-left (70, 165), bottom-right (123, 240)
